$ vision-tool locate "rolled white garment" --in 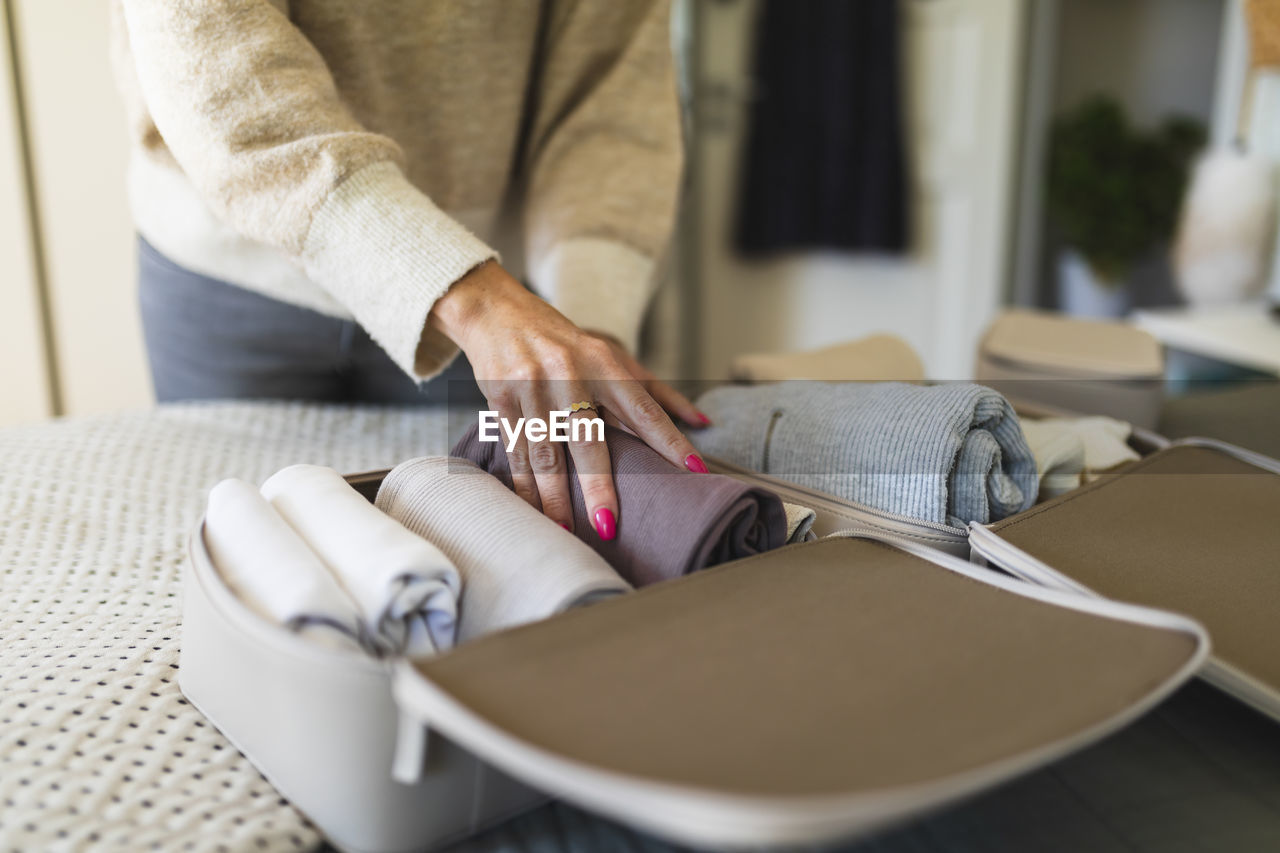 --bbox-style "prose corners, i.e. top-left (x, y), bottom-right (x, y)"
top-left (261, 465), bottom-right (461, 657)
top-left (203, 478), bottom-right (364, 651)
top-left (375, 456), bottom-right (631, 644)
